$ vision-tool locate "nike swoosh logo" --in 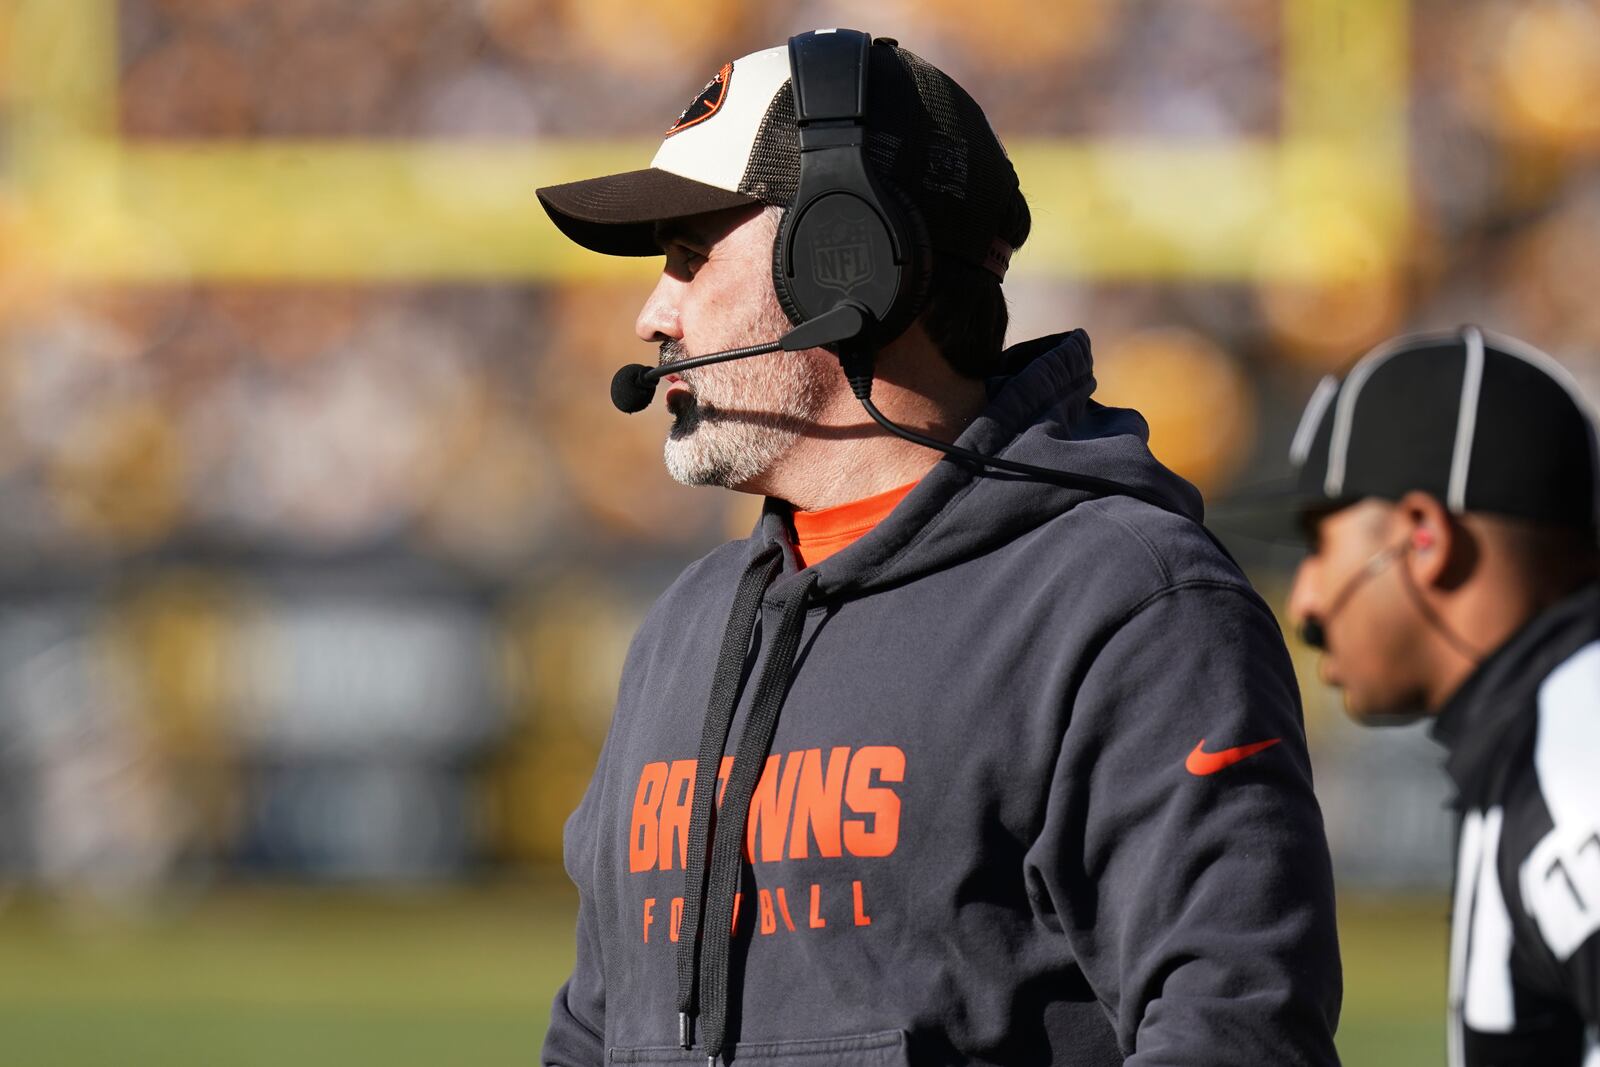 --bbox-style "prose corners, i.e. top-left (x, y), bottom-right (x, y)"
top-left (1185, 738), bottom-right (1282, 776)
